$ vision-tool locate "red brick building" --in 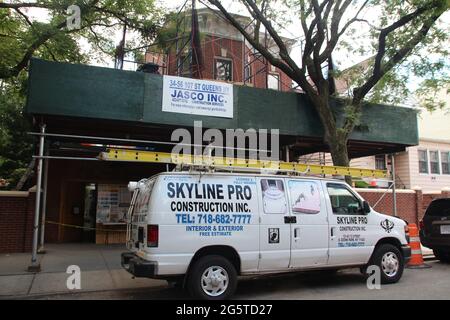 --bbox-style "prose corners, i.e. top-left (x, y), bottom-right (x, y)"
top-left (145, 8), bottom-right (294, 92)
